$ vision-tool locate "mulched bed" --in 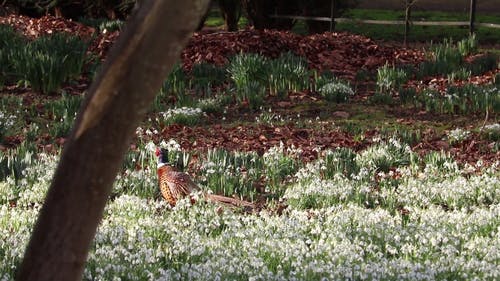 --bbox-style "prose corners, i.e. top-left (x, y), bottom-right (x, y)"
top-left (0, 14), bottom-right (425, 80)
top-left (154, 122), bottom-right (499, 168)
top-left (183, 29), bottom-right (425, 80)
top-left (160, 123), bottom-right (361, 161)
top-left (0, 14), bottom-right (95, 38)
